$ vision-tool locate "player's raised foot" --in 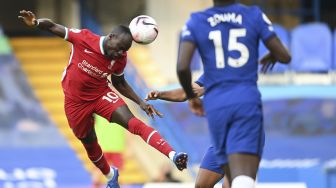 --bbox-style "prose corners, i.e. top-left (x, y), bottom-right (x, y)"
top-left (106, 167), bottom-right (119, 188)
top-left (173, 152), bottom-right (188, 171)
